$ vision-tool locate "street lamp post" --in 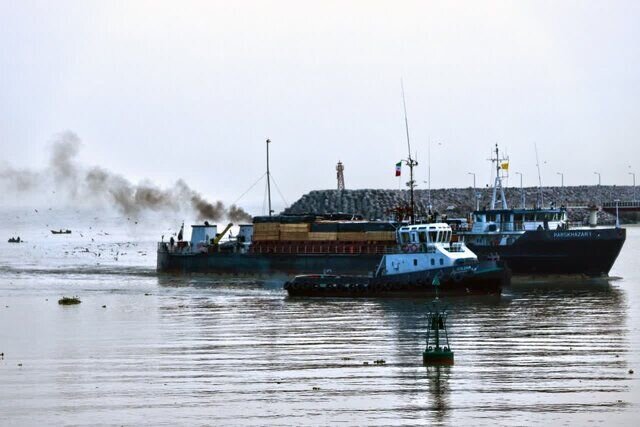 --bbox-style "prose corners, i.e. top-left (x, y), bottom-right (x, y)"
top-left (515, 172), bottom-right (525, 208)
top-left (467, 172), bottom-right (478, 210)
top-left (594, 171), bottom-right (601, 186)
top-left (557, 172), bottom-right (564, 187)
top-left (629, 172), bottom-right (636, 201)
